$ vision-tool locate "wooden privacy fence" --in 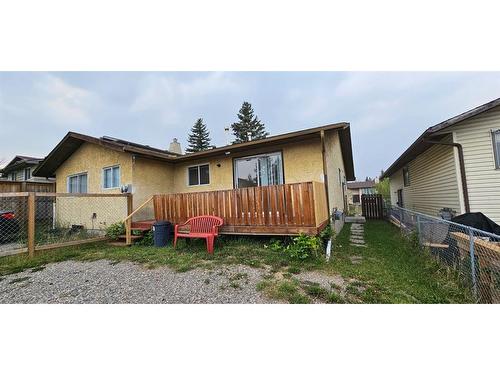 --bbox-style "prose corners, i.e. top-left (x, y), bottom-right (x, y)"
top-left (152, 182), bottom-right (329, 235)
top-left (0, 180), bottom-right (55, 193)
top-left (361, 194), bottom-right (384, 219)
